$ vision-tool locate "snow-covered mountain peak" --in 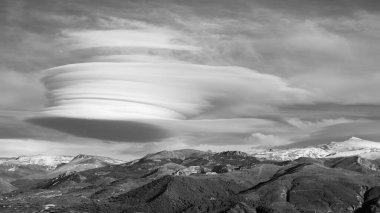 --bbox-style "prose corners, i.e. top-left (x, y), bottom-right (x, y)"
top-left (253, 137), bottom-right (380, 161)
top-left (0, 153), bottom-right (127, 174)
top-left (1, 155), bottom-right (74, 169)
top-left (348, 136), bottom-right (363, 141)
top-left (324, 137), bottom-right (380, 152)
top-left (253, 147), bottom-right (329, 161)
